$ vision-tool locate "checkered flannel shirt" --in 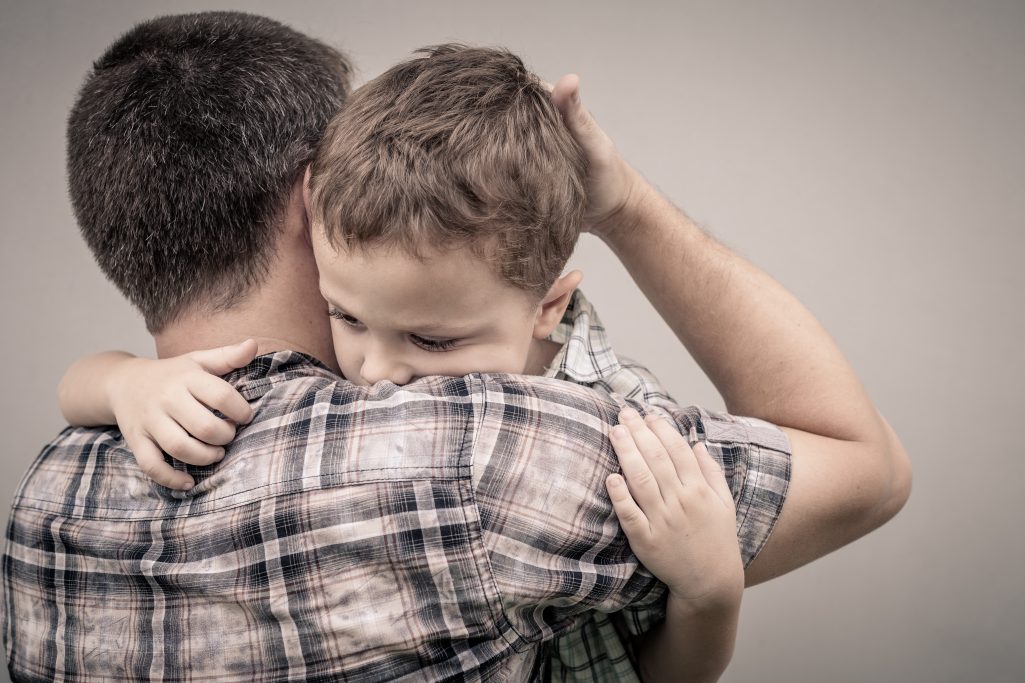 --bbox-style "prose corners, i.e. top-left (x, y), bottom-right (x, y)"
top-left (3, 291), bottom-right (790, 682)
top-left (542, 290), bottom-right (790, 681)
